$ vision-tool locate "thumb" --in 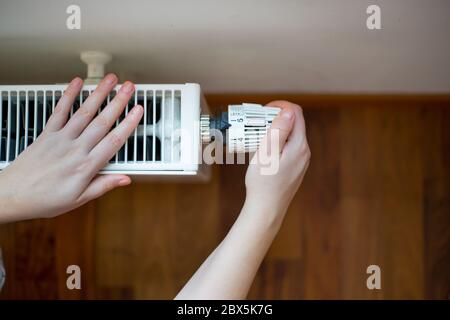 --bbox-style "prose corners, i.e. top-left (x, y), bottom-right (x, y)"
top-left (259, 107), bottom-right (295, 156)
top-left (77, 174), bottom-right (131, 205)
